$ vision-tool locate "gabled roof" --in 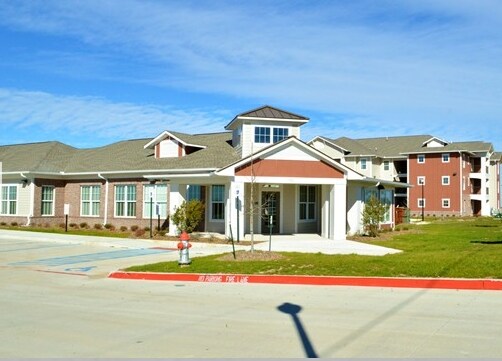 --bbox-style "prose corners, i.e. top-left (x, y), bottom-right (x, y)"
top-left (225, 105), bottom-right (309, 130)
top-left (1, 132), bottom-right (239, 175)
top-left (143, 130), bottom-right (206, 150)
top-left (402, 141), bottom-right (494, 155)
top-left (491, 152), bottom-right (502, 162)
top-left (422, 136), bottom-right (449, 147)
top-left (216, 136), bottom-right (360, 179)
